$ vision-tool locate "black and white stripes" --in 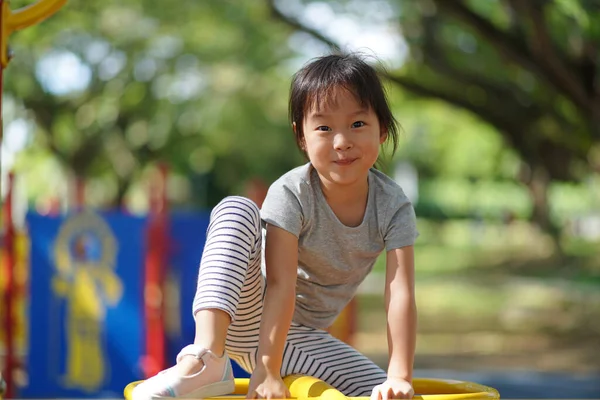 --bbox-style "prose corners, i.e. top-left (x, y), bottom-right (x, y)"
top-left (193, 196), bottom-right (263, 320)
top-left (192, 196), bottom-right (387, 396)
